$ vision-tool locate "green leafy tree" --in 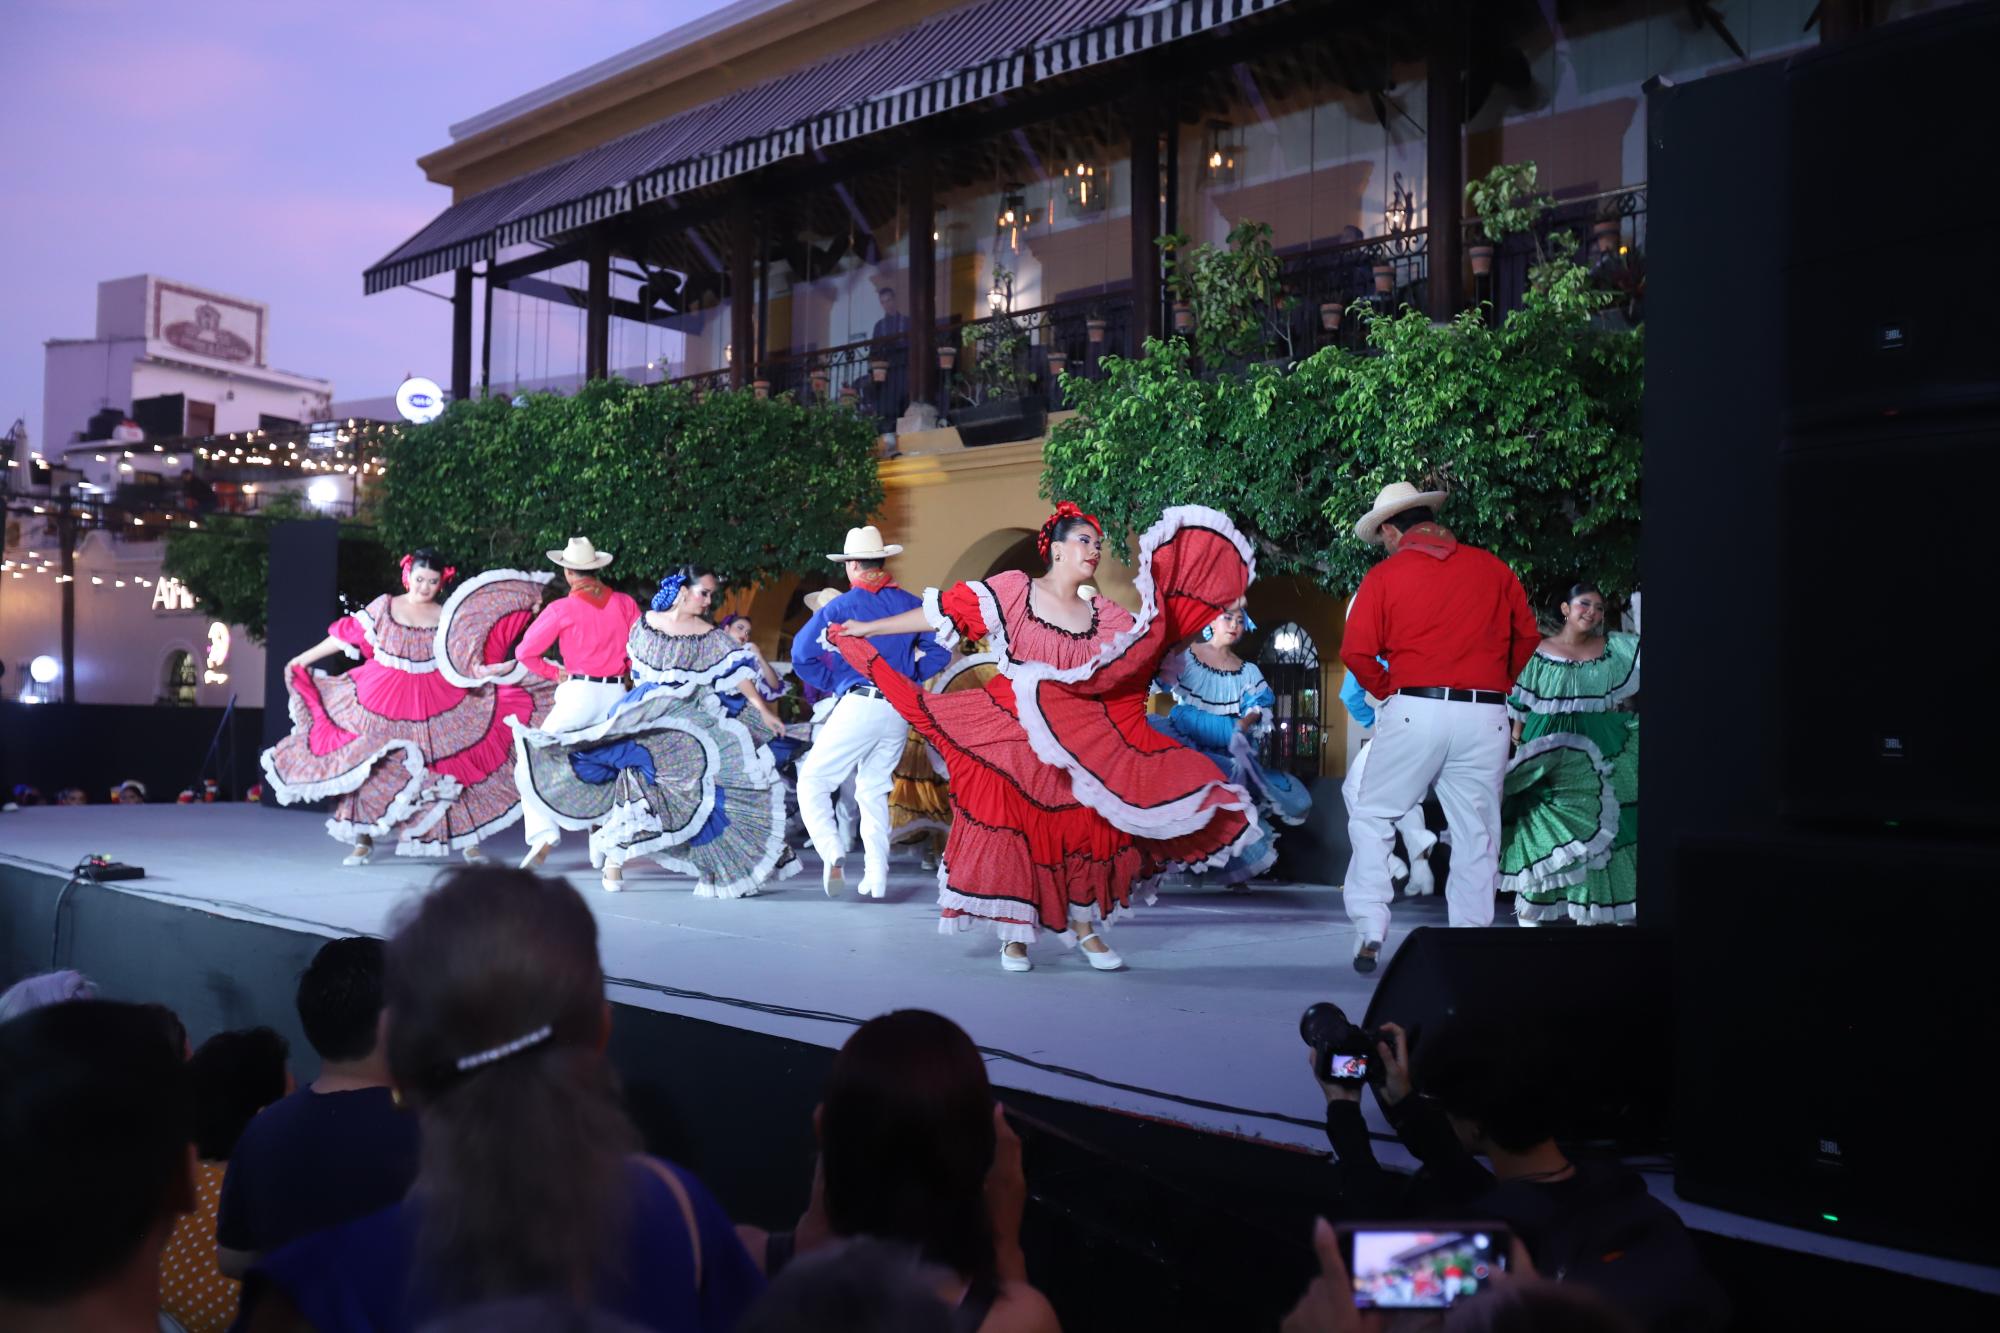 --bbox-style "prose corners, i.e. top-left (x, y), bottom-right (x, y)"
top-left (1159, 220), bottom-right (1295, 367)
top-left (377, 378), bottom-right (883, 593)
top-left (1045, 166), bottom-right (1642, 610)
top-left (159, 492), bottom-right (397, 643)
